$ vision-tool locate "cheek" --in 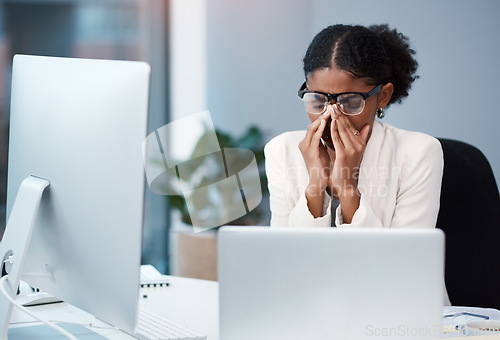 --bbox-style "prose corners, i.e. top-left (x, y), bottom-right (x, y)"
top-left (362, 99), bottom-right (378, 117)
top-left (307, 113), bottom-right (320, 124)
top-left (350, 110), bottom-right (376, 131)
top-left (349, 116), bottom-right (364, 131)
